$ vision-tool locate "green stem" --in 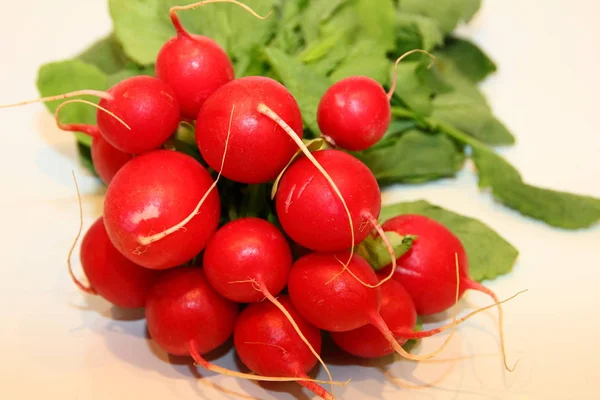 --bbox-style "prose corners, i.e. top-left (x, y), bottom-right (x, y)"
top-left (390, 106), bottom-right (490, 152)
